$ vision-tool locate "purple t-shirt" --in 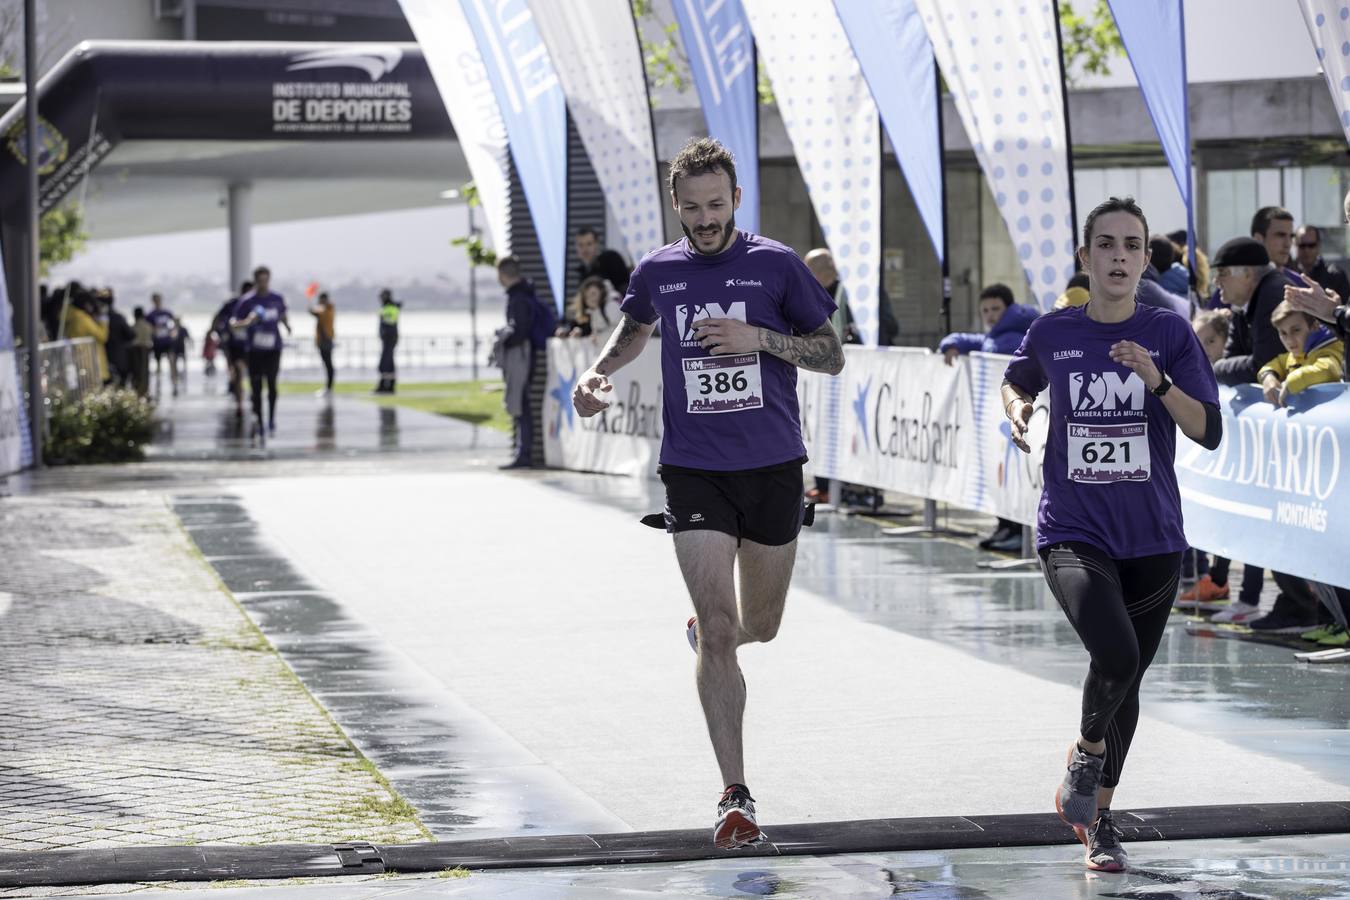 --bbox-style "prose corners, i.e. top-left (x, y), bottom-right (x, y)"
top-left (234, 291), bottom-right (287, 352)
top-left (1003, 303), bottom-right (1219, 558)
top-left (620, 231), bottom-right (837, 471)
top-left (146, 309), bottom-right (176, 350)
